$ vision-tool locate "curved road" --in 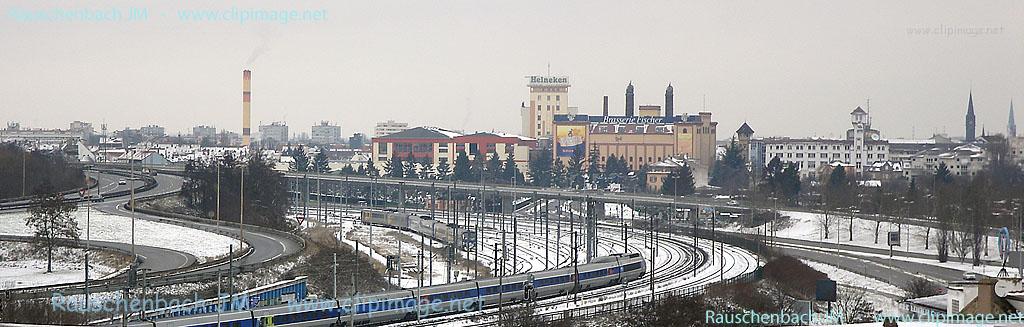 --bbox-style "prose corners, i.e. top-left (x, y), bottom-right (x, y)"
top-left (2, 170), bottom-right (303, 298)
